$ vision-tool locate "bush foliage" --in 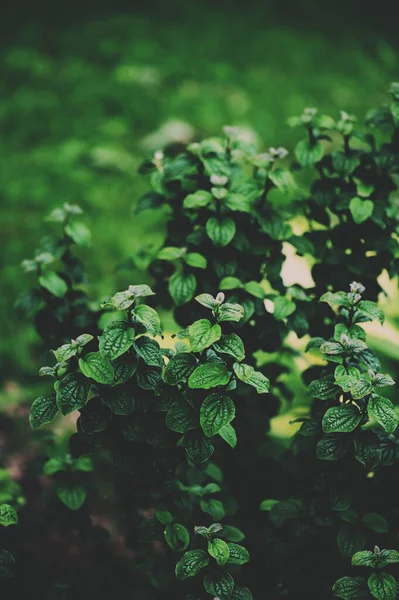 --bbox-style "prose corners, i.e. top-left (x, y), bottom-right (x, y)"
top-left (2, 84), bottom-right (399, 598)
